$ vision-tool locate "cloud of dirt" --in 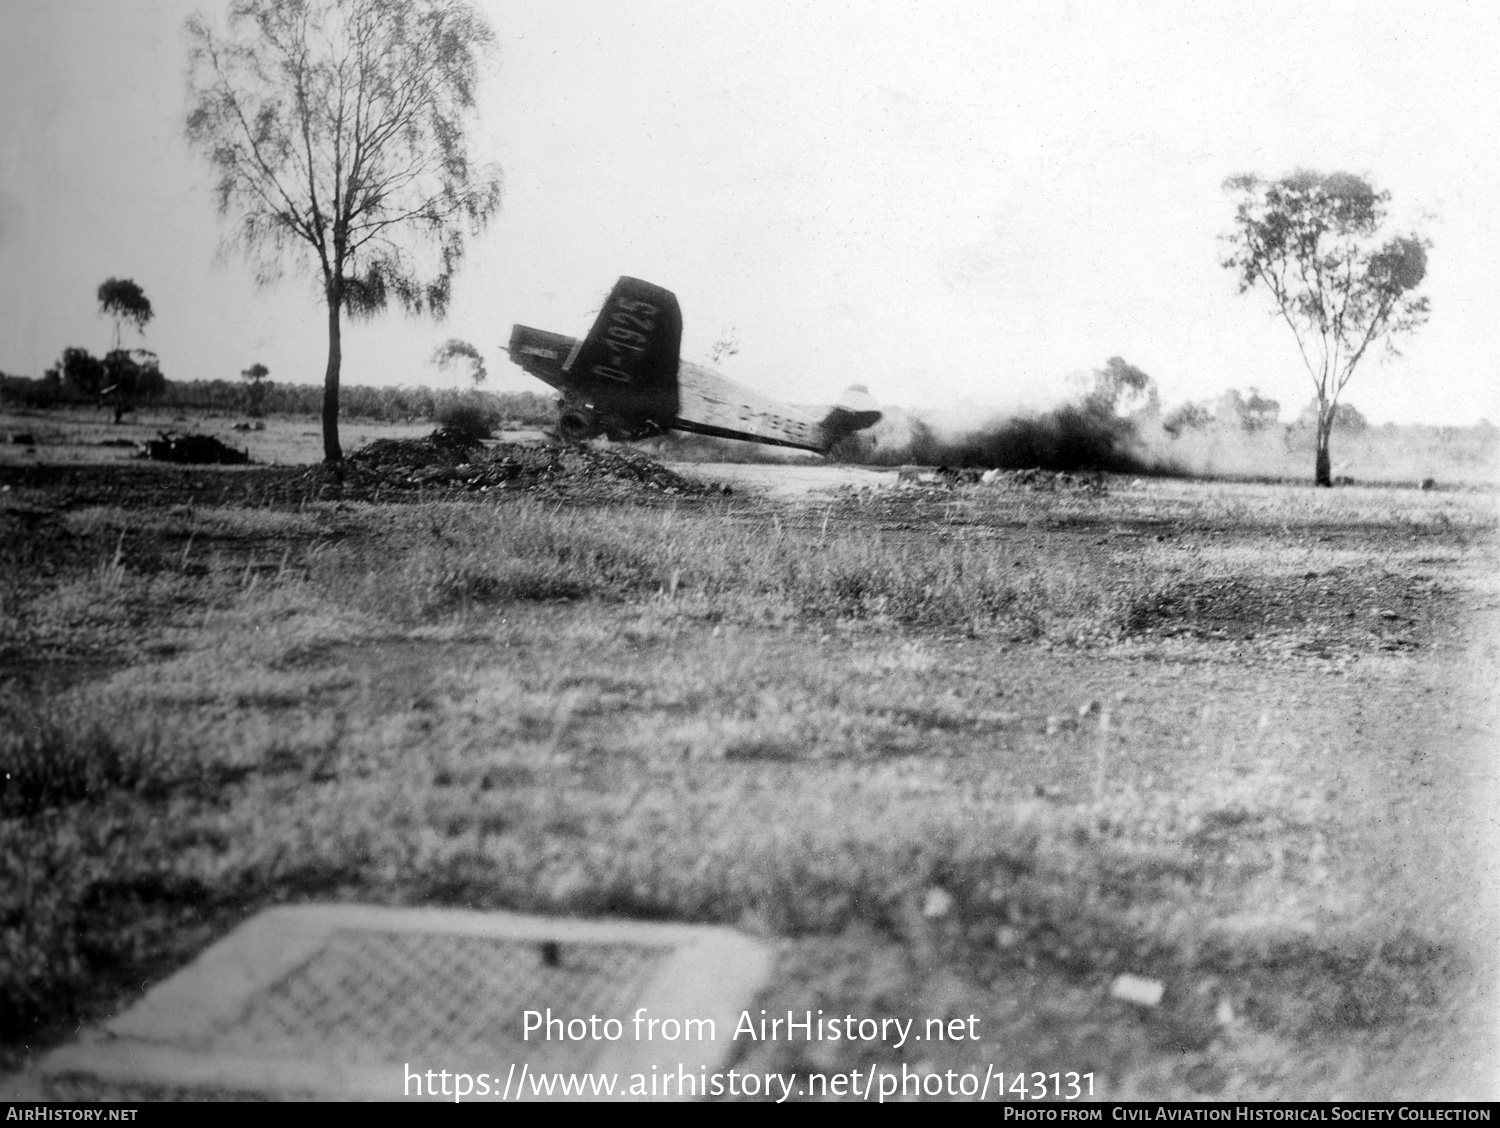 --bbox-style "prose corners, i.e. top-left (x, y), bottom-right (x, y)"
top-left (845, 359), bottom-right (1160, 474)
top-left (852, 403), bottom-right (1153, 474)
top-left (844, 366), bottom-right (1499, 486)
